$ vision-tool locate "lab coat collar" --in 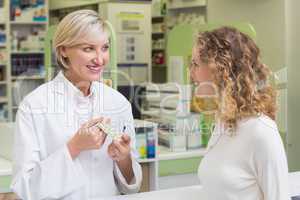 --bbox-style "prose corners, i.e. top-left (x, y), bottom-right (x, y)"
top-left (52, 71), bottom-right (98, 98)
